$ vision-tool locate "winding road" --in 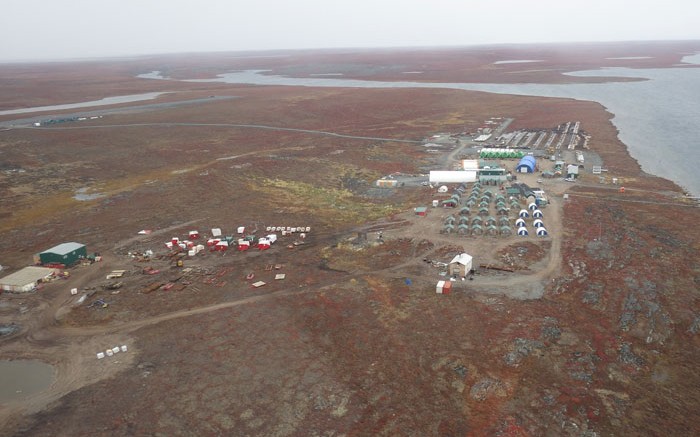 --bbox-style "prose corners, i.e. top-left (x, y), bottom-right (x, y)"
top-left (18, 122), bottom-right (423, 144)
